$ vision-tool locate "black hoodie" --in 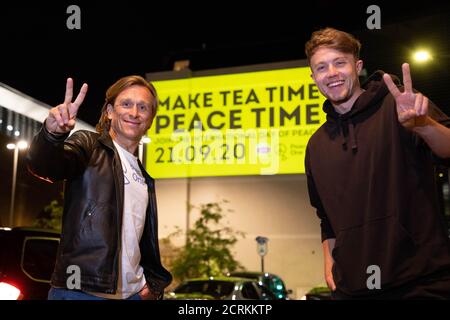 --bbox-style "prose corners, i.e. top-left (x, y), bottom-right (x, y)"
top-left (305, 71), bottom-right (450, 296)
